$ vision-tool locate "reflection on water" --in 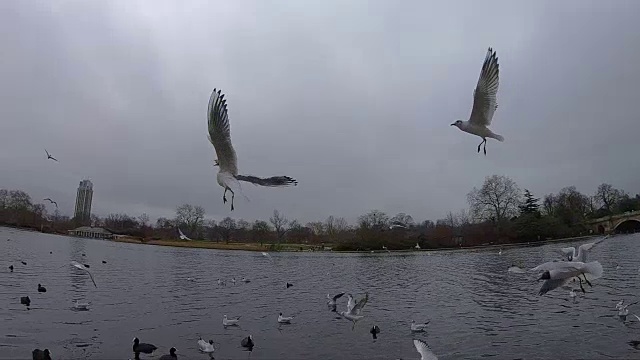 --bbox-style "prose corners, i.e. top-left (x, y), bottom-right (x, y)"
top-left (1, 227), bottom-right (640, 359)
